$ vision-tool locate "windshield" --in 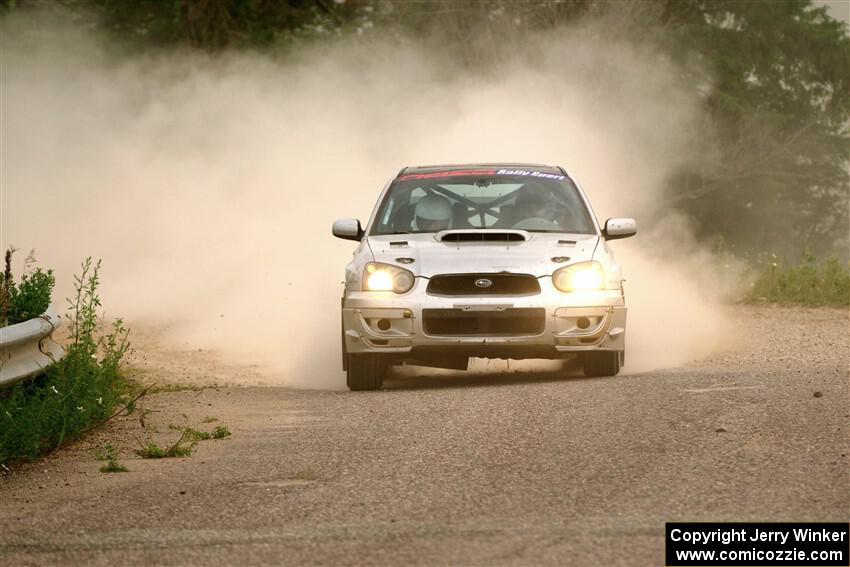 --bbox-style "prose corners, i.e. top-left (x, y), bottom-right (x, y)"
top-left (370, 168), bottom-right (596, 235)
